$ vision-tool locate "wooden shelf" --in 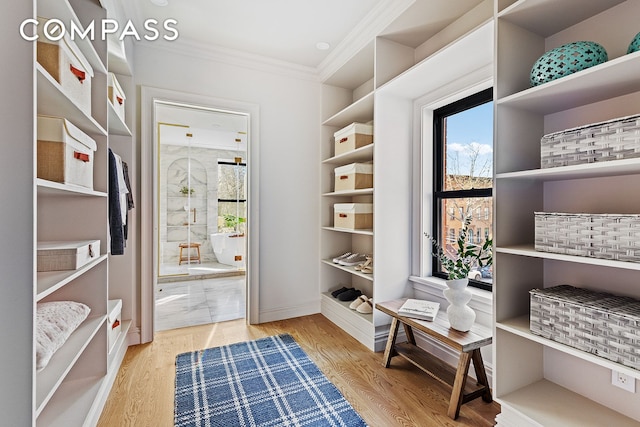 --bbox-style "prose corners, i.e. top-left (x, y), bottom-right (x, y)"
top-left (497, 315), bottom-right (640, 379)
top-left (497, 379), bottom-right (639, 427)
top-left (496, 158), bottom-right (640, 181)
top-left (37, 65), bottom-right (107, 137)
top-left (321, 259), bottom-right (373, 281)
top-left (36, 255), bottom-right (108, 301)
top-left (322, 226), bottom-right (373, 236)
top-left (496, 245), bottom-right (640, 271)
top-left (322, 143), bottom-right (374, 165)
top-left (35, 315), bottom-right (106, 415)
top-left (37, 375), bottom-right (105, 427)
top-left (323, 188), bottom-right (373, 197)
top-left (496, 53), bottom-right (640, 115)
top-left (497, 0), bottom-right (626, 37)
top-left (320, 292), bottom-right (373, 323)
top-left (107, 101), bottom-right (131, 136)
top-left (322, 92), bottom-right (374, 127)
top-left (37, 179), bottom-right (108, 198)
